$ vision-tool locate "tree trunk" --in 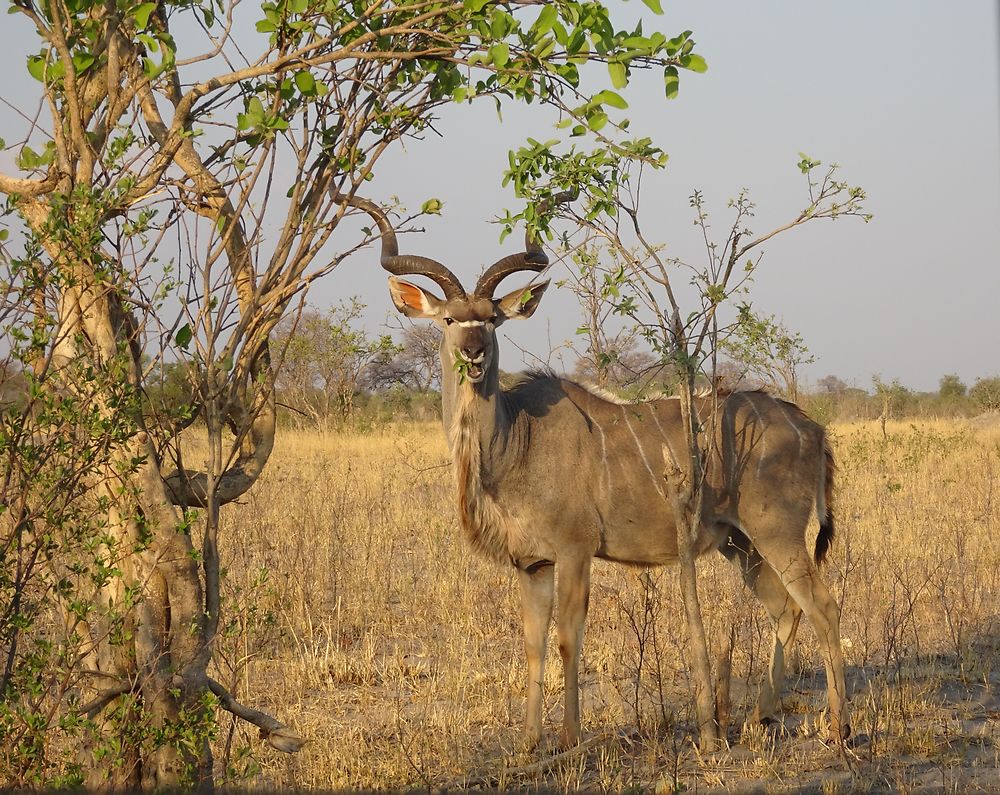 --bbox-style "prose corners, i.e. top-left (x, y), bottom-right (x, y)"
top-left (48, 244), bottom-right (215, 787)
top-left (661, 382), bottom-right (720, 750)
